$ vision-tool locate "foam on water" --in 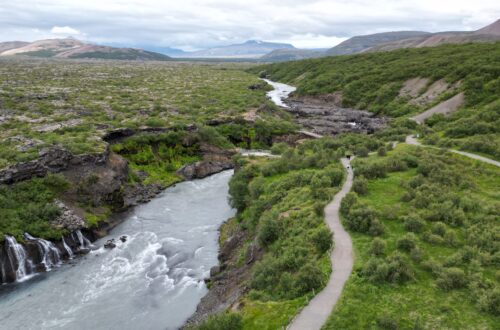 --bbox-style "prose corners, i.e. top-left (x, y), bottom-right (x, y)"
top-left (262, 78), bottom-right (296, 108)
top-left (0, 170), bottom-right (236, 330)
